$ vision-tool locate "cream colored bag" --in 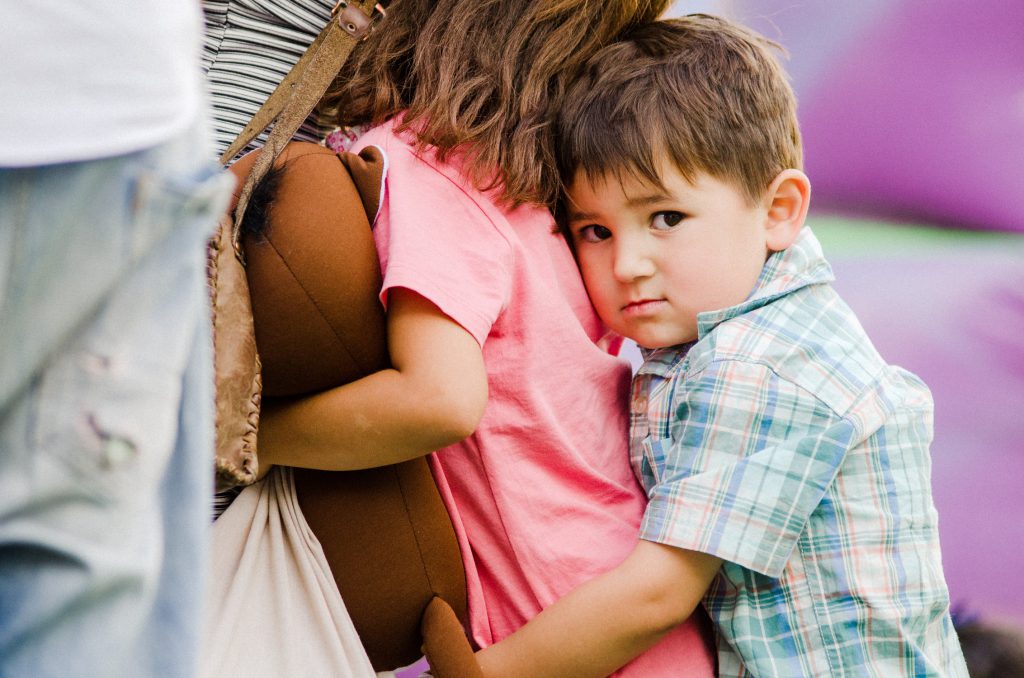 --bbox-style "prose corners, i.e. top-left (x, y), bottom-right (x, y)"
top-left (201, 467), bottom-right (377, 678)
